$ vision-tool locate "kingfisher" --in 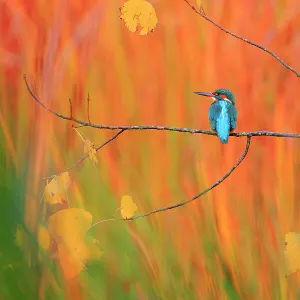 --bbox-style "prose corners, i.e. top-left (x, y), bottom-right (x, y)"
top-left (194, 88), bottom-right (237, 144)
